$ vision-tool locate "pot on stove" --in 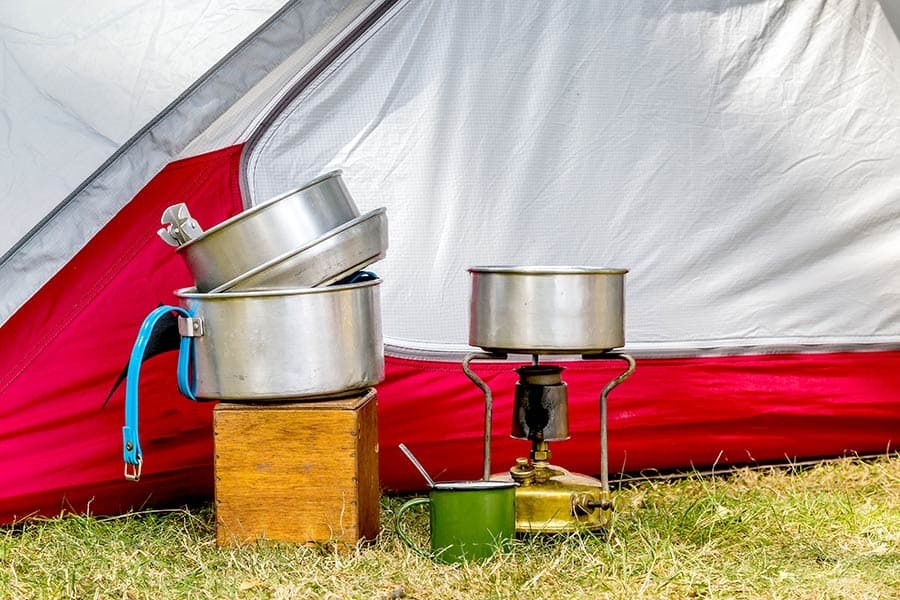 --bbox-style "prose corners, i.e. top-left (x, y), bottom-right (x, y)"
top-left (468, 266), bottom-right (627, 354)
